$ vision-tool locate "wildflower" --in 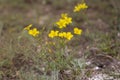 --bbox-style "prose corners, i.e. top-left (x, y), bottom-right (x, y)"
top-left (64, 17), bottom-right (72, 25)
top-left (56, 19), bottom-right (67, 28)
top-left (74, 27), bottom-right (82, 35)
top-left (58, 32), bottom-right (73, 40)
top-left (24, 24), bottom-right (32, 30)
top-left (48, 30), bottom-right (59, 38)
top-left (56, 13), bottom-right (72, 29)
top-left (74, 3), bottom-right (88, 12)
top-left (62, 32), bottom-right (67, 38)
top-left (58, 32), bottom-right (64, 38)
top-left (28, 28), bottom-right (40, 37)
top-left (66, 32), bottom-right (73, 40)
top-left (58, 32), bottom-right (66, 38)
